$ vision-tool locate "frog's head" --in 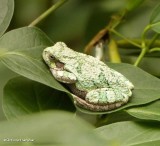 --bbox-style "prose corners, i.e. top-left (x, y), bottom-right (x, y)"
top-left (42, 42), bottom-right (76, 68)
